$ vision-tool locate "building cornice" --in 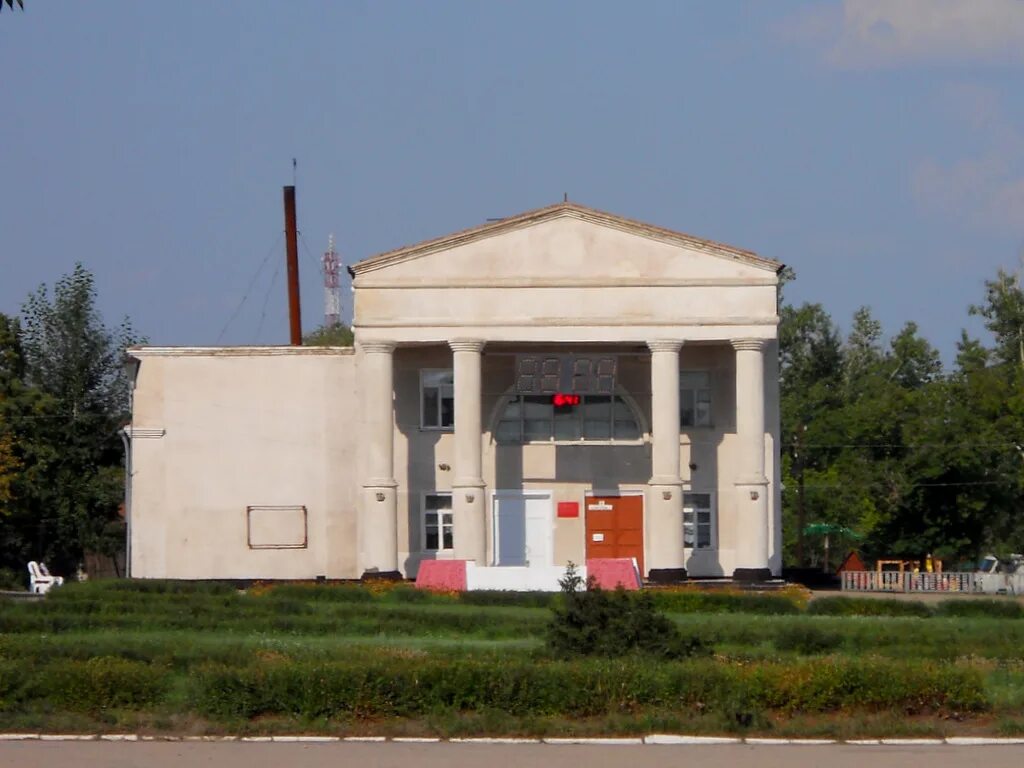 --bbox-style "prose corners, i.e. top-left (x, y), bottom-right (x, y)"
top-left (356, 316), bottom-right (779, 329)
top-left (353, 276), bottom-right (780, 289)
top-left (127, 346), bottom-right (354, 359)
